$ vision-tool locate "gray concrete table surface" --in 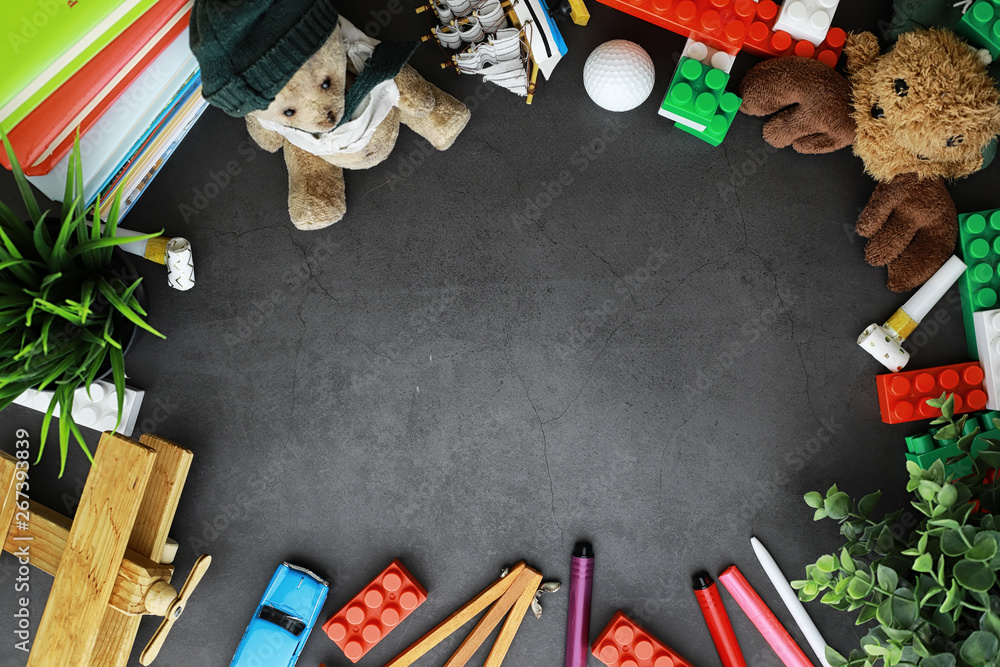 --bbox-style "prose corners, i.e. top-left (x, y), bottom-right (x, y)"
top-left (0, 2), bottom-right (990, 666)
